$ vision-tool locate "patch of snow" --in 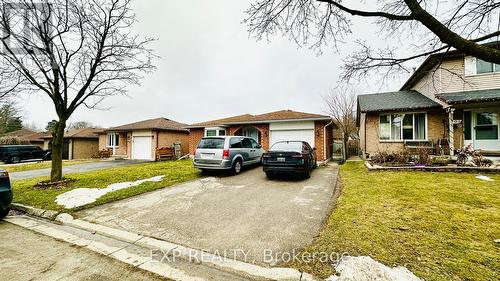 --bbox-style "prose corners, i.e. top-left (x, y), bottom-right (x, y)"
top-left (55, 175), bottom-right (165, 208)
top-left (476, 175), bottom-right (494, 181)
top-left (327, 256), bottom-right (421, 281)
